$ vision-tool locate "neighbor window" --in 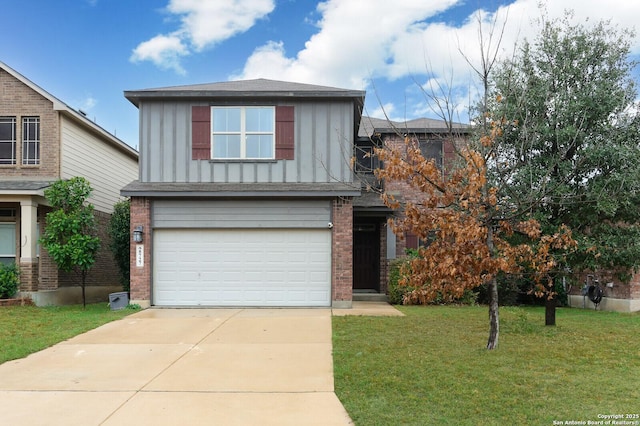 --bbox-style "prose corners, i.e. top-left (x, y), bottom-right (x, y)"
top-left (419, 139), bottom-right (443, 169)
top-left (354, 144), bottom-right (379, 173)
top-left (0, 223), bottom-right (16, 265)
top-left (0, 117), bottom-right (16, 165)
top-left (212, 106), bottom-right (274, 159)
top-left (22, 116), bottom-right (40, 165)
